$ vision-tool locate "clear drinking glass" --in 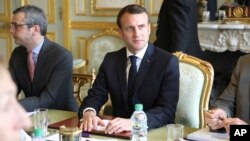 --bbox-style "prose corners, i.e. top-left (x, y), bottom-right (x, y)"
top-left (167, 124), bottom-right (184, 141)
top-left (33, 108), bottom-right (49, 136)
